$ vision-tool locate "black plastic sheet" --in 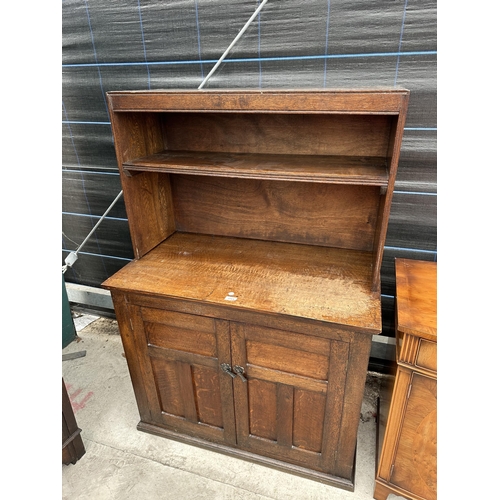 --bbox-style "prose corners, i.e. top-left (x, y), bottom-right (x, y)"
top-left (62, 0), bottom-right (437, 347)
